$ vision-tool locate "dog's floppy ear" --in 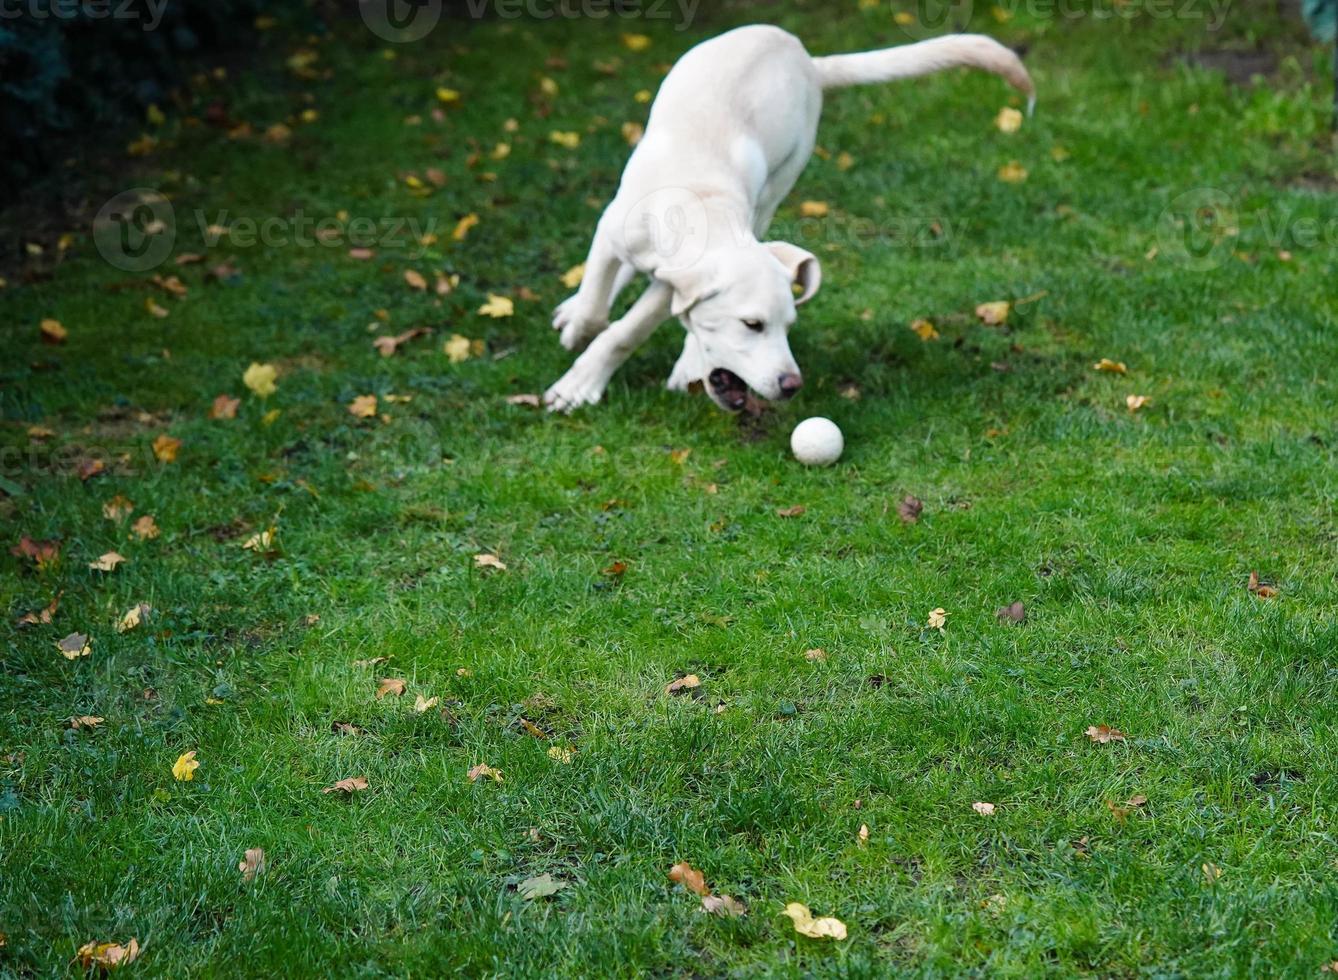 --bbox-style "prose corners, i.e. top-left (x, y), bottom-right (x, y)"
top-left (765, 242), bottom-right (822, 305)
top-left (659, 264), bottom-right (718, 318)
